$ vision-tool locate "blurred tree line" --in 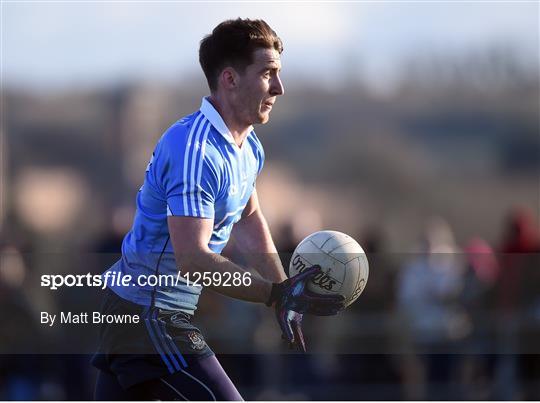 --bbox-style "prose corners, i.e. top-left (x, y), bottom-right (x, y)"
top-left (2, 45), bottom-right (538, 250)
